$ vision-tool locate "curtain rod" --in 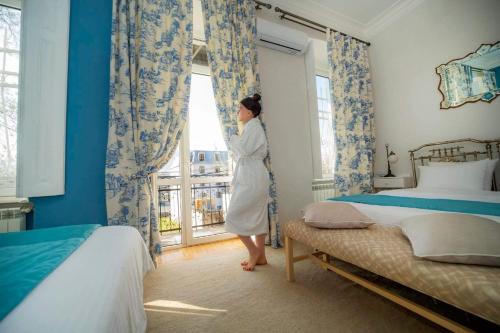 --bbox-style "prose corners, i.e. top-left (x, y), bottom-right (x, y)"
top-left (255, 1), bottom-right (272, 10)
top-left (275, 7), bottom-right (371, 46)
top-left (253, 1), bottom-right (371, 46)
top-left (272, 6), bottom-right (371, 47)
